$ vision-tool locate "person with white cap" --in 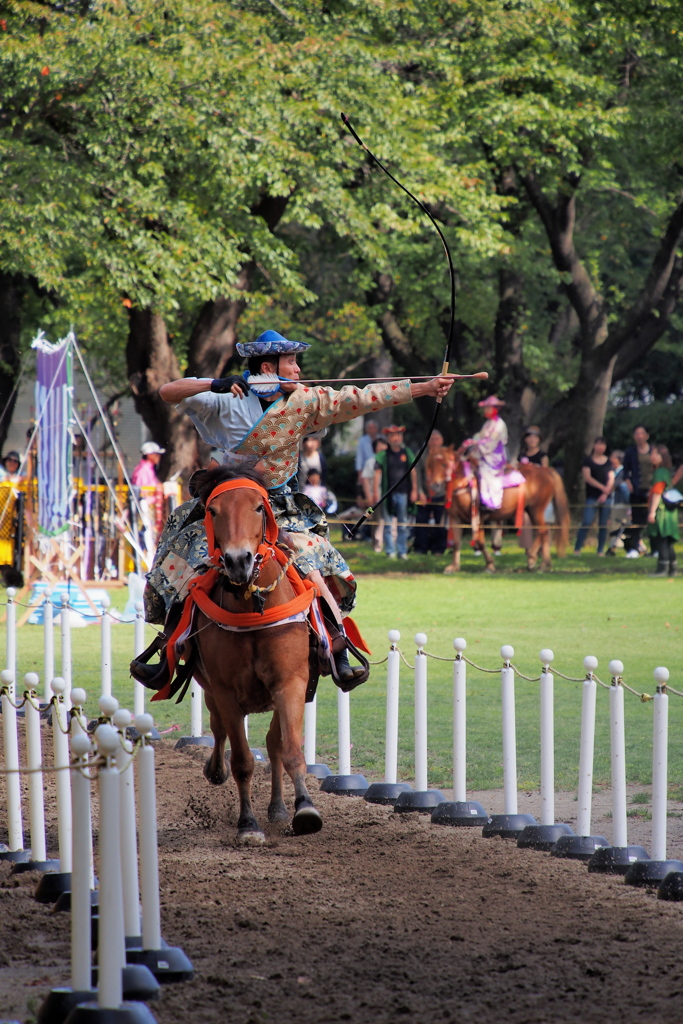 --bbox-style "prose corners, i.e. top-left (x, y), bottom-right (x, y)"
top-left (132, 441), bottom-right (165, 488)
top-left (133, 329), bottom-right (456, 689)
